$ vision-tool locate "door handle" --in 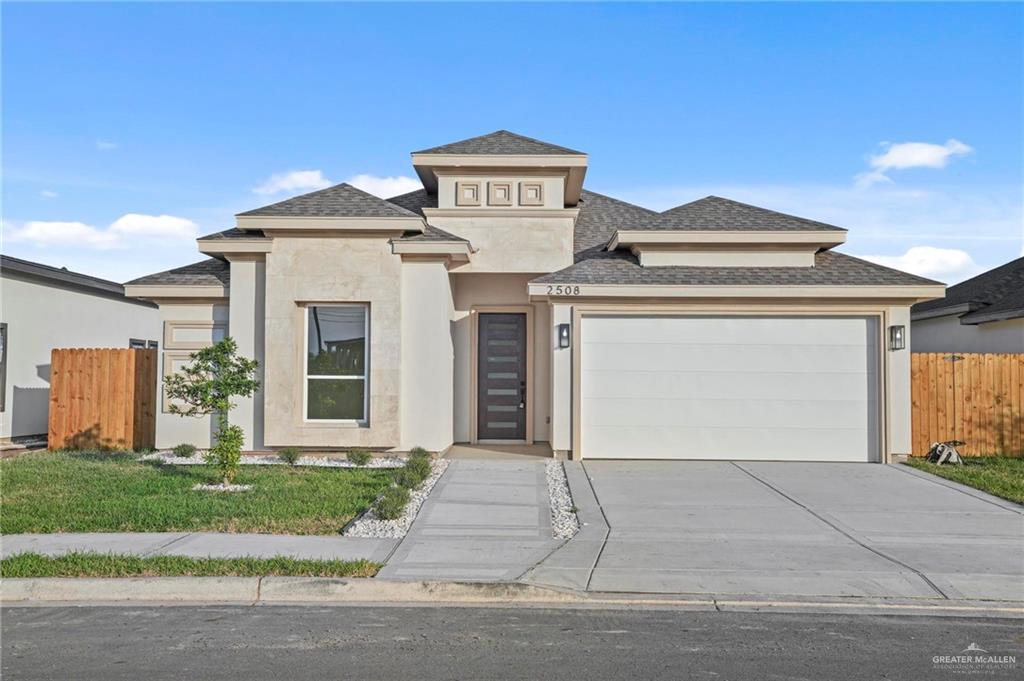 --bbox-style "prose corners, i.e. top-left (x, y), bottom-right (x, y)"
top-left (519, 381), bottom-right (526, 409)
